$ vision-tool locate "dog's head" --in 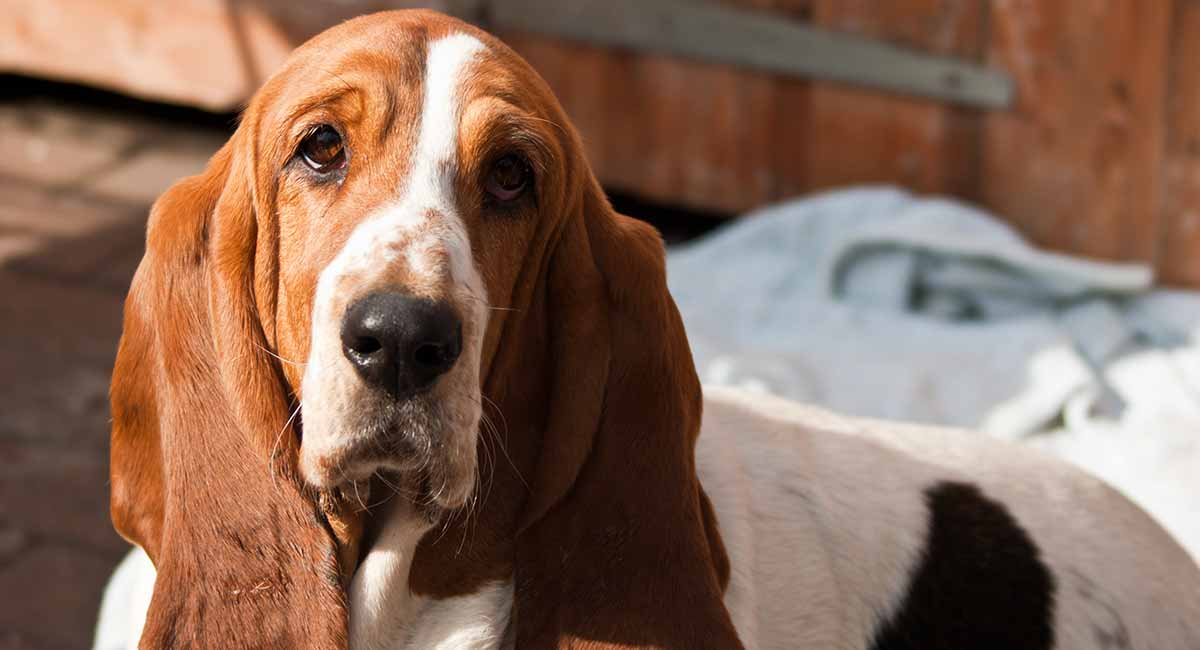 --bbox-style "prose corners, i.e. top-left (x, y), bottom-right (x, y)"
top-left (277, 19), bottom-right (555, 511)
top-left (111, 10), bottom-right (740, 648)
